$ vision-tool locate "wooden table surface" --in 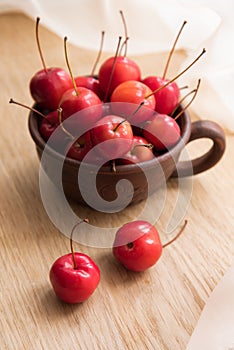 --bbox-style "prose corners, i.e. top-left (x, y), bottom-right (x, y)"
top-left (1, 12), bottom-right (234, 350)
